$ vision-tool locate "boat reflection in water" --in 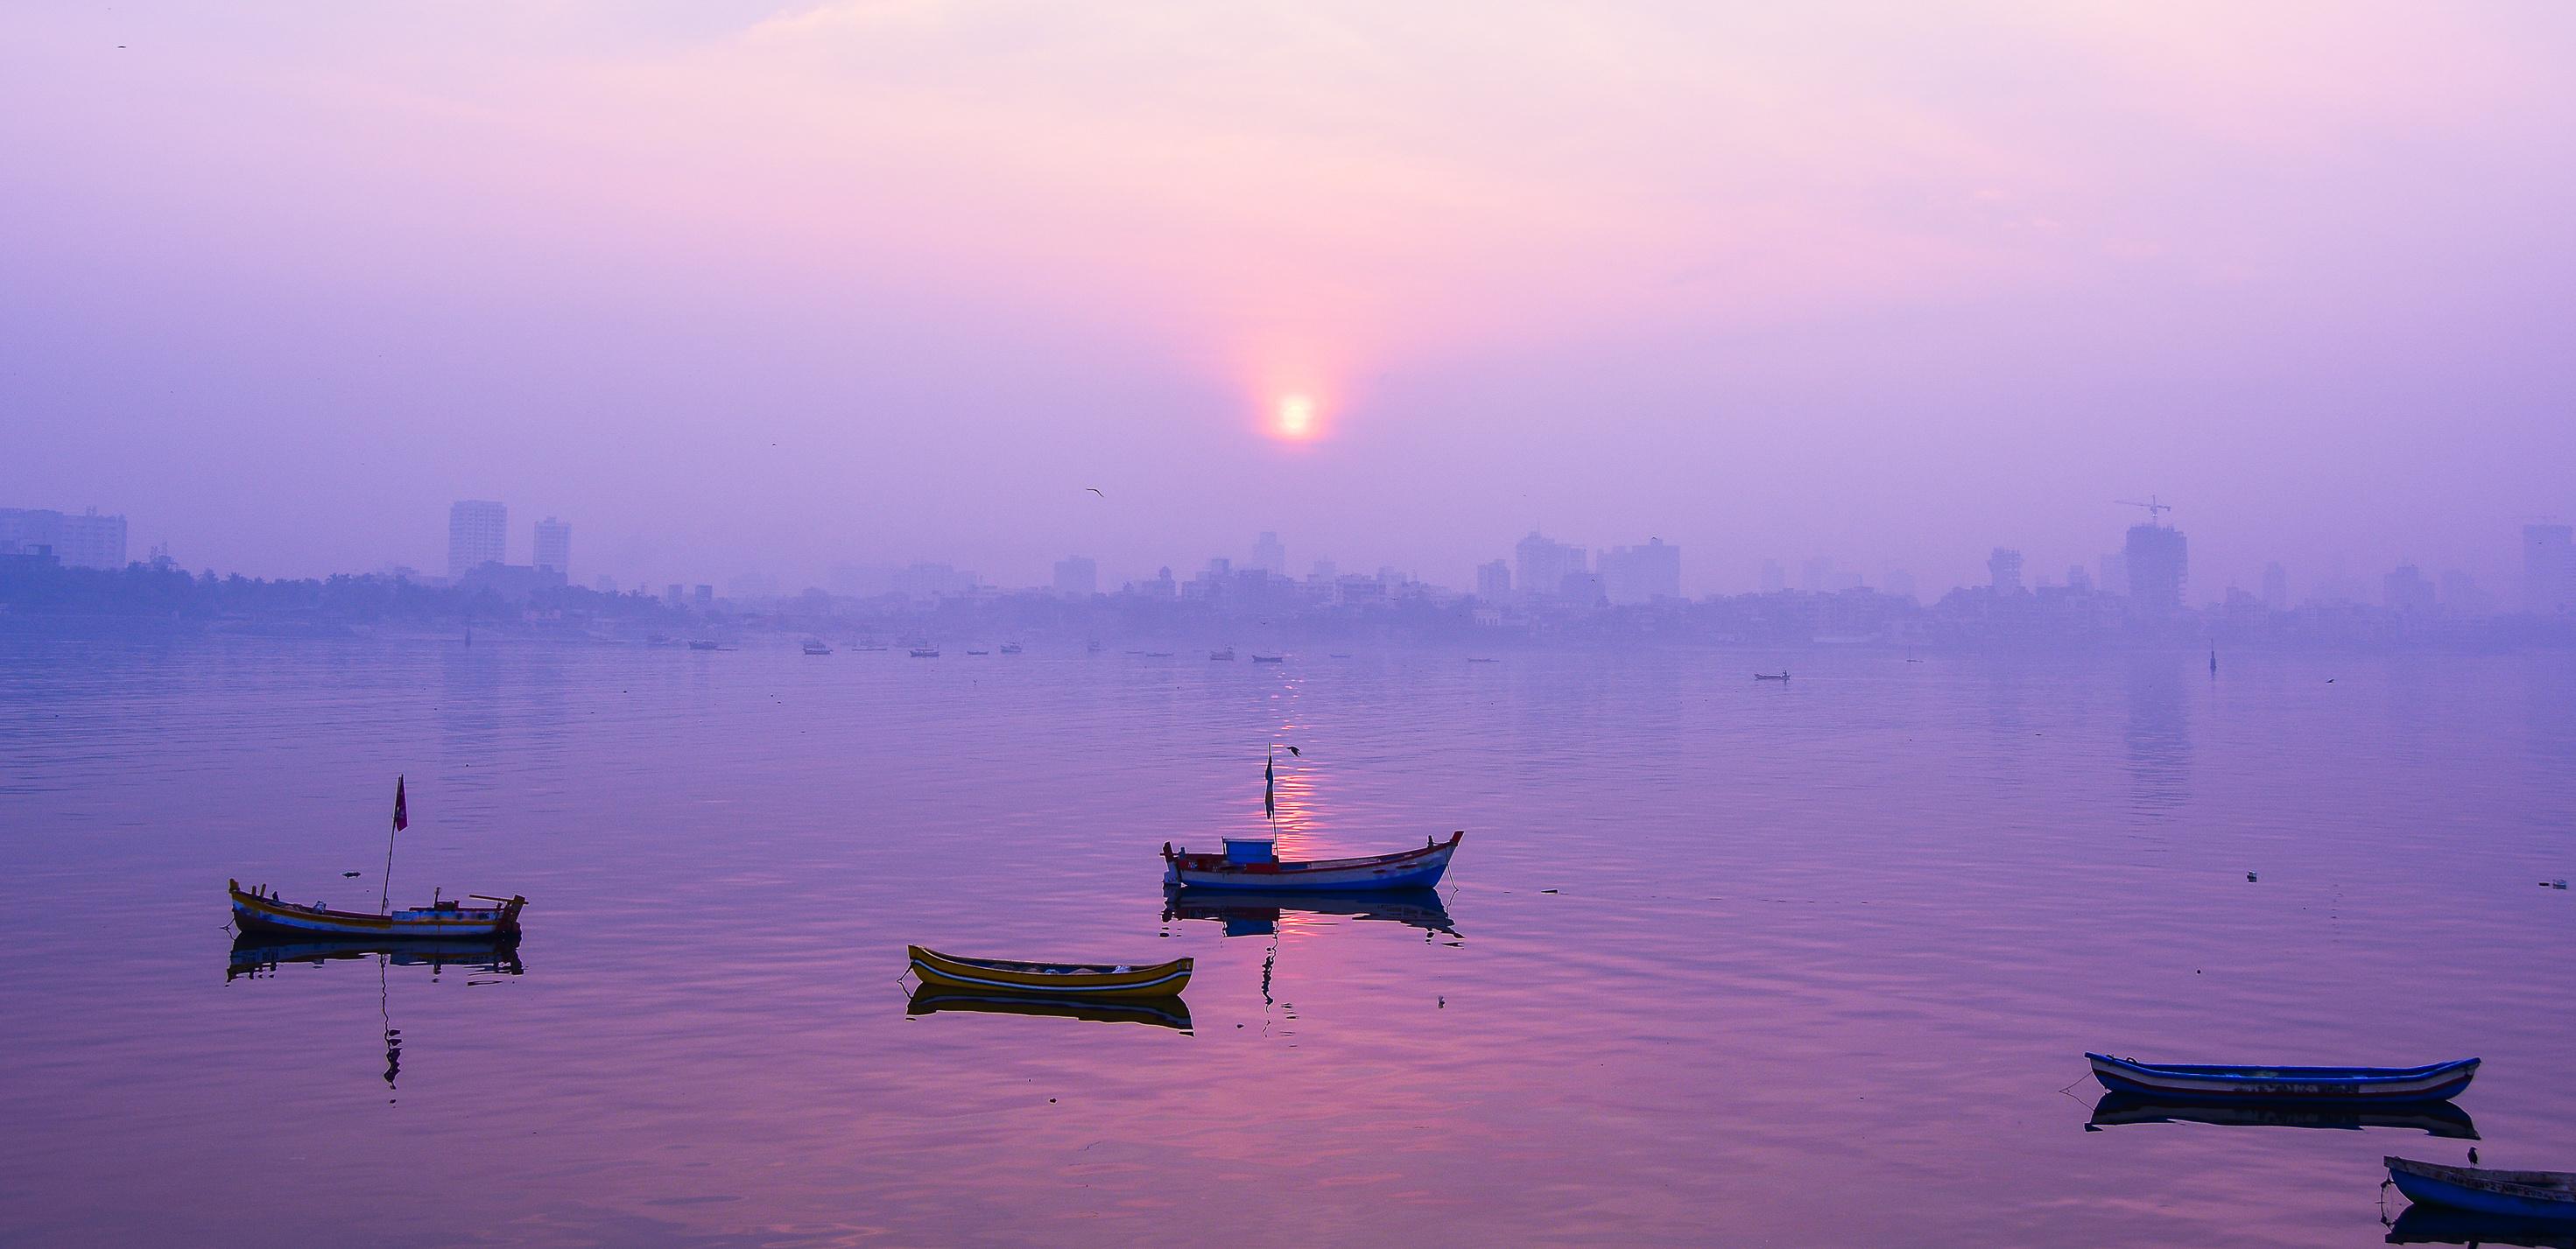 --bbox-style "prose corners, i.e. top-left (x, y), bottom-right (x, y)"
top-left (227, 934), bottom-right (526, 982)
top-left (2386, 1203), bottom-right (2576, 1247)
top-left (2087, 1092), bottom-right (2477, 1139)
top-left (1162, 887), bottom-right (1459, 939)
top-left (906, 987), bottom-right (1193, 1033)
